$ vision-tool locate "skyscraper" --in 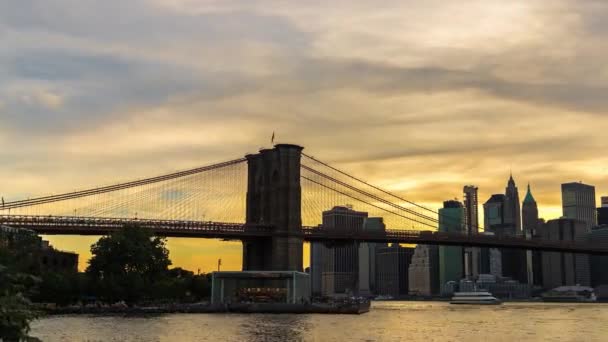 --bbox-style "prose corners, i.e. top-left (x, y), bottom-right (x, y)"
top-left (438, 200), bottom-right (464, 285)
top-left (463, 185), bottom-right (479, 234)
top-left (358, 217), bottom-right (386, 296)
top-left (539, 218), bottom-right (591, 289)
top-left (408, 244), bottom-right (440, 296)
top-left (483, 188), bottom-right (526, 283)
top-left (484, 194), bottom-right (508, 231)
top-left (521, 184), bottom-right (540, 285)
top-left (375, 244), bottom-right (415, 297)
top-left (313, 206), bottom-right (368, 296)
top-left (522, 184), bottom-right (539, 235)
top-left (587, 226), bottom-right (608, 287)
top-left (463, 185), bottom-right (480, 279)
top-left (562, 182), bottom-right (597, 230)
top-left (504, 174), bottom-right (522, 234)
top-left (598, 196), bottom-right (608, 226)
